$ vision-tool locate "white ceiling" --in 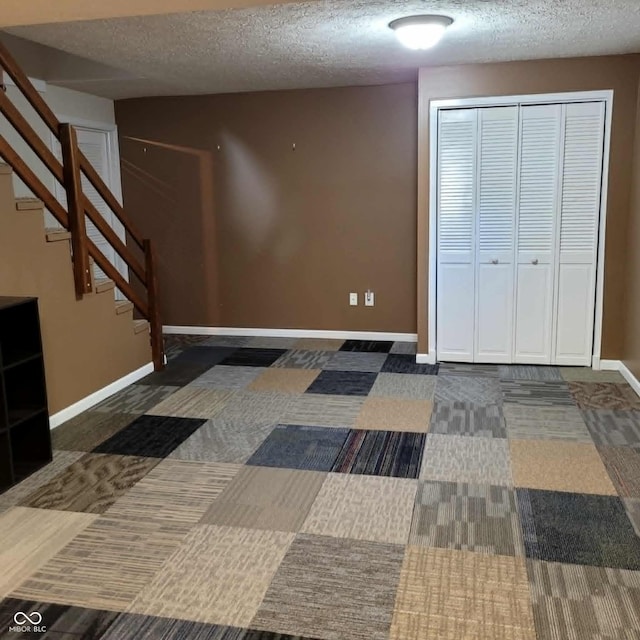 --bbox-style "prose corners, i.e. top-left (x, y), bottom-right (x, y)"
top-left (5, 0), bottom-right (640, 99)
